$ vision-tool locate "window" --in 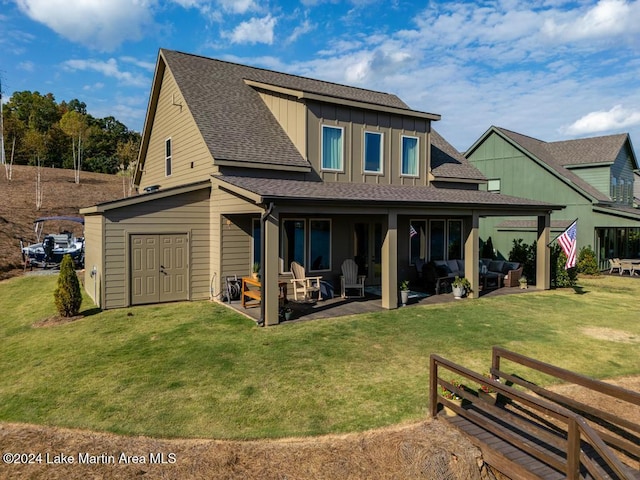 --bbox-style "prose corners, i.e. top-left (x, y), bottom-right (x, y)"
top-left (252, 218), bottom-right (261, 266)
top-left (410, 220), bottom-right (427, 263)
top-left (447, 220), bottom-right (463, 260)
top-left (364, 131), bottom-right (383, 173)
top-left (321, 125), bottom-right (343, 171)
top-left (401, 135), bottom-right (419, 176)
top-left (487, 179), bottom-right (501, 193)
top-left (309, 220), bottom-right (331, 271)
top-left (429, 220), bottom-right (445, 261)
top-left (165, 138), bottom-right (172, 177)
top-left (282, 219), bottom-right (306, 272)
